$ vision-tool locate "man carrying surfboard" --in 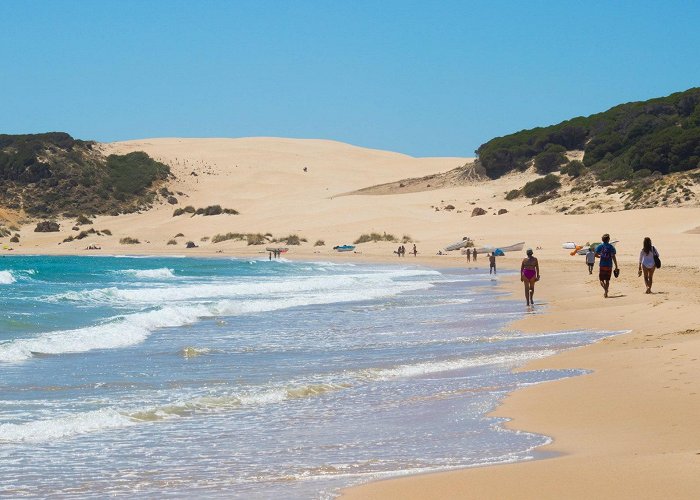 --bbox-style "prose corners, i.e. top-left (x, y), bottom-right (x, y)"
top-left (595, 234), bottom-right (619, 298)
